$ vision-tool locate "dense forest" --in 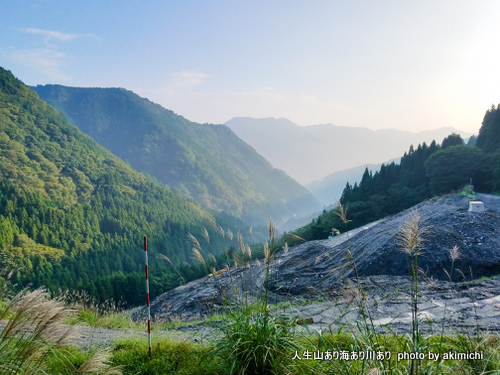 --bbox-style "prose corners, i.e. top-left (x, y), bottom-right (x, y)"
top-left (32, 85), bottom-right (320, 226)
top-left (296, 106), bottom-right (500, 241)
top-left (0, 67), bottom-right (256, 306)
